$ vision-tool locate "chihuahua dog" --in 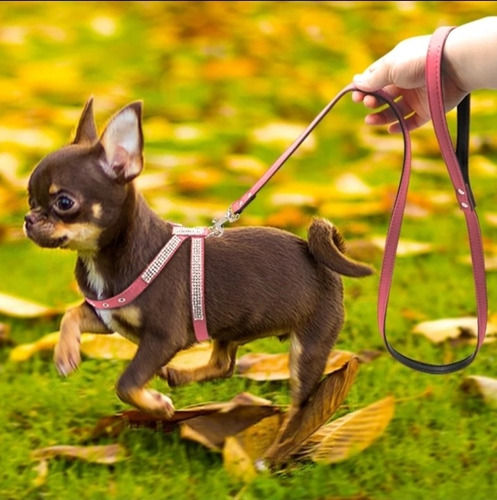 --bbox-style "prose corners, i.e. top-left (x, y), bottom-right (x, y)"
top-left (24, 98), bottom-right (373, 419)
